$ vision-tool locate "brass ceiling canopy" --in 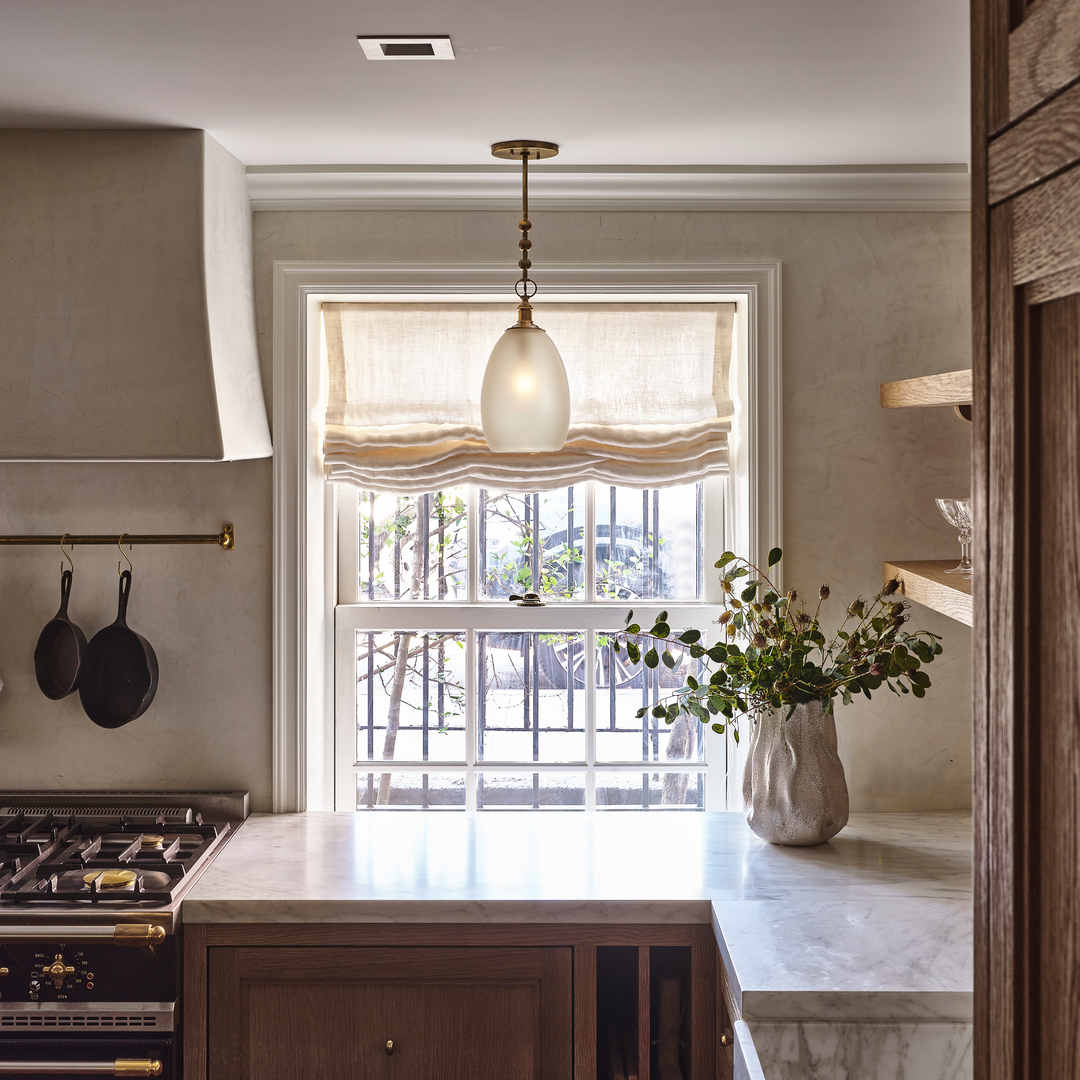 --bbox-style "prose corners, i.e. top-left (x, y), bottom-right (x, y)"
top-left (491, 140), bottom-right (559, 161)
